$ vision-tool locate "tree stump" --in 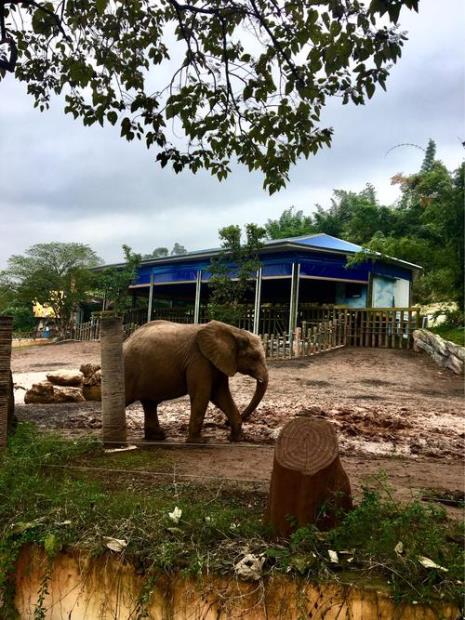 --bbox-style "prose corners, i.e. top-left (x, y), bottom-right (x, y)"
top-left (0, 316), bottom-right (13, 448)
top-left (265, 417), bottom-right (352, 536)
